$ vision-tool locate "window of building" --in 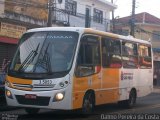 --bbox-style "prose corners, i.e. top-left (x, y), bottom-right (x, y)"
top-left (93, 8), bottom-right (103, 24)
top-left (122, 42), bottom-right (138, 68)
top-left (138, 44), bottom-right (152, 68)
top-left (121, 29), bottom-right (129, 36)
top-left (102, 37), bottom-right (122, 68)
top-left (65, 0), bottom-right (77, 16)
top-left (75, 35), bottom-right (100, 77)
top-left (115, 29), bottom-right (129, 36)
top-left (152, 31), bottom-right (160, 41)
